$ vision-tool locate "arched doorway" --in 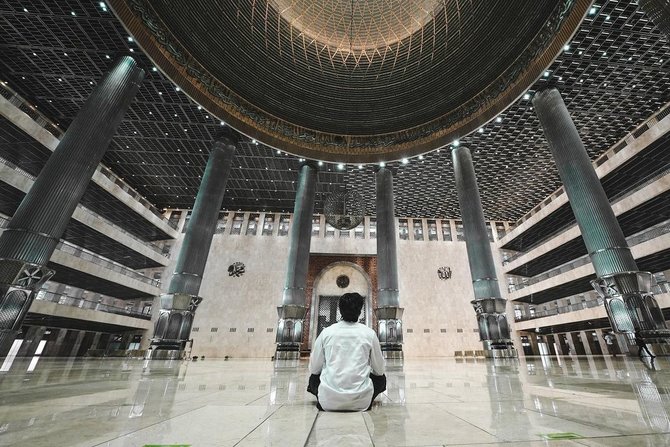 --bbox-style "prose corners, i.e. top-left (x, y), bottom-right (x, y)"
top-left (309, 262), bottom-right (372, 349)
